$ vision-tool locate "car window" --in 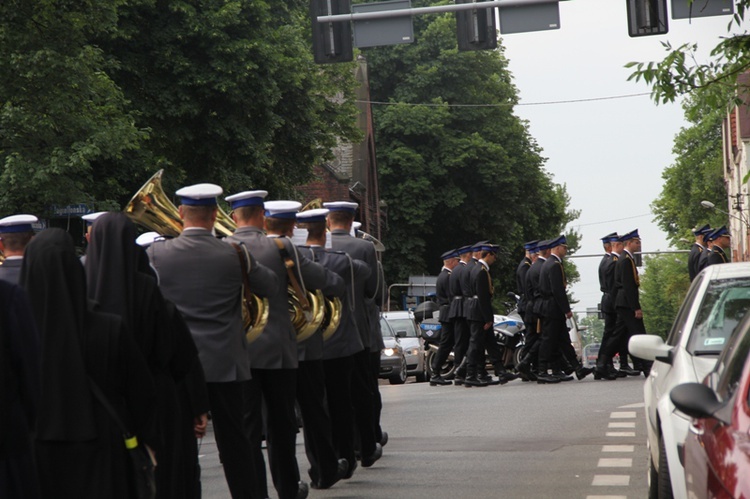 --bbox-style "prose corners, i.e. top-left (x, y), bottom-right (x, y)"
top-left (666, 274), bottom-right (704, 347)
top-left (387, 318), bottom-right (418, 337)
top-left (686, 277), bottom-right (750, 355)
top-left (380, 318), bottom-right (395, 338)
top-left (714, 313), bottom-right (750, 401)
